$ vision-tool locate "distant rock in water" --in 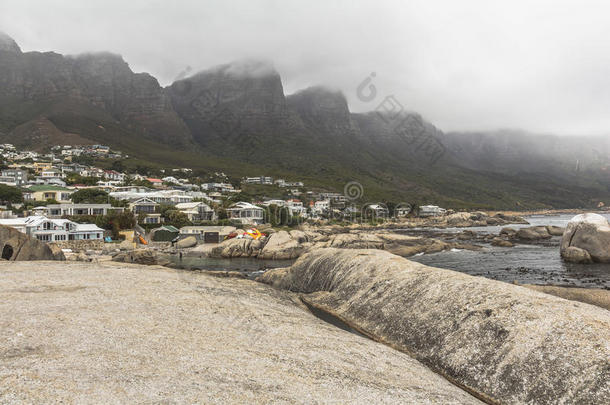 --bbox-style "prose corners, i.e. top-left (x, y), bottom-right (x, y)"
top-left (561, 213), bottom-right (610, 263)
top-left (0, 225), bottom-right (65, 261)
top-left (260, 248), bottom-right (610, 404)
